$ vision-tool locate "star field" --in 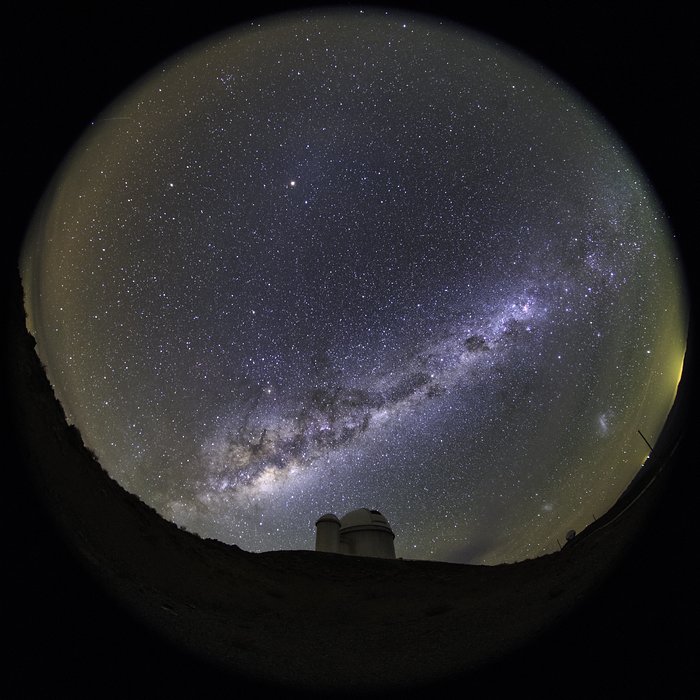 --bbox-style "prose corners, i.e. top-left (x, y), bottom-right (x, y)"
top-left (21, 10), bottom-right (687, 564)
